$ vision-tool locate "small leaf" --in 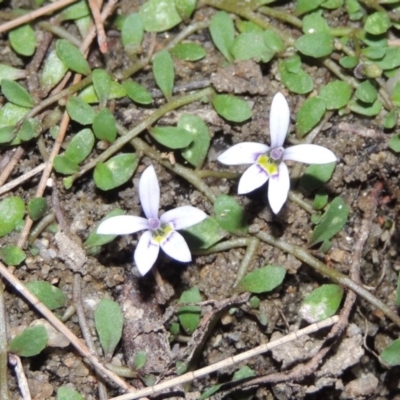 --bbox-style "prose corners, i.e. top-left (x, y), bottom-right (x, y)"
top-left (92, 69), bottom-right (111, 107)
top-left (26, 281), bottom-right (67, 310)
top-left (376, 48), bottom-right (400, 70)
top-left (139, 0), bottom-right (182, 32)
top-left (231, 32), bottom-right (275, 63)
top-left (339, 55), bottom-right (358, 69)
top-left (349, 99), bottom-right (382, 116)
top-left (178, 287), bottom-right (202, 334)
top-left (0, 126), bottom-right (16, 143)
top-left (384, 109), bottom-right (397, 130)
top-left (0, 64), bottom-right (26, 83)
top-left (232, 365), bottom-right (255, 380)
top-left (171, 43), bottom-right (206, 61)
top-left (355, 80), bottom-right (378, 103)
top-left (0, 196), bottom-right (25, 237)
top-left (133, 351), bottom-right (147, 370)
top-left (309, 197), bottom-right (349, 246)
top-left (40, 50), bottom-right (68, 92)
top-left (28, 198), bottom-right (48, 221)
top-left (296, 97), bottom-right (326, 137)
top-left (66, 96), bottom-right (96, 125)
top-left (93, 153), bottom-right (138, 190)
top-left (123, 80), bottom-right (153, 105)
top-left (319, 81), bottom-right (352, 109)
top-left (365, 11), bottom-right (391, 35)
top-left (263, 30), bottom-right (284, 52)
top-left (79, 81), bottom-right (126, 103)
top-left (381, 338), bottom-right (400, 366)
top-left (214, 194), bottom-right (247, 234)
top-left (57, 387), bottom-right (85, 400)
top-left (64, 128), bottom-right (95, 164)
top-left (0, 245), bottom-right (26, 266)
top-left (121, 13), bottom-right (144, 54)
top-left (1, 79), bottom-right (34, 108)
top-left (150, 126), bottom-right (193, 149)
top-left (279, 58), bottom-right (313, 94)
top-left (313, 190), bottom-right (329, 210)
top-left (0, 103), bottom-right (30, 129)
top-left (389, 134), bottom-right (400, 152)
top-left (180, 217), bottom-right (227, 250)
top-left (236, 265), bottom-right (286, 294)
top-left (92, 109), bottom-right (117, 142)
top-left (56, 39), bottom-right (91, 75)
top-left (17, 118), bottom-right (41, 142)
top-left (209, 11), bottom-right (234, 62)
top-left (152, 50), bottom-right (174, 99)
top-left (211, 94), bottom-right (252, 122)
top-left (9, 326), bottom-right (48, 357)
top-left (9, 25), bottom-right (36, 56)
top-left (95, 298), bottom-right (123, 357)
top-left (300, 284), bottom-right (343, 322)
top-left (175, 0), bottom-right (196, 20)
top-left (295, 0), bottom-right (324, 15)
top-left (54, 155), bottom-right (79, 175)
top-left (302, 11), bottom-right (330, 33)
top-left (296, 32), bottom-right (334, 58)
